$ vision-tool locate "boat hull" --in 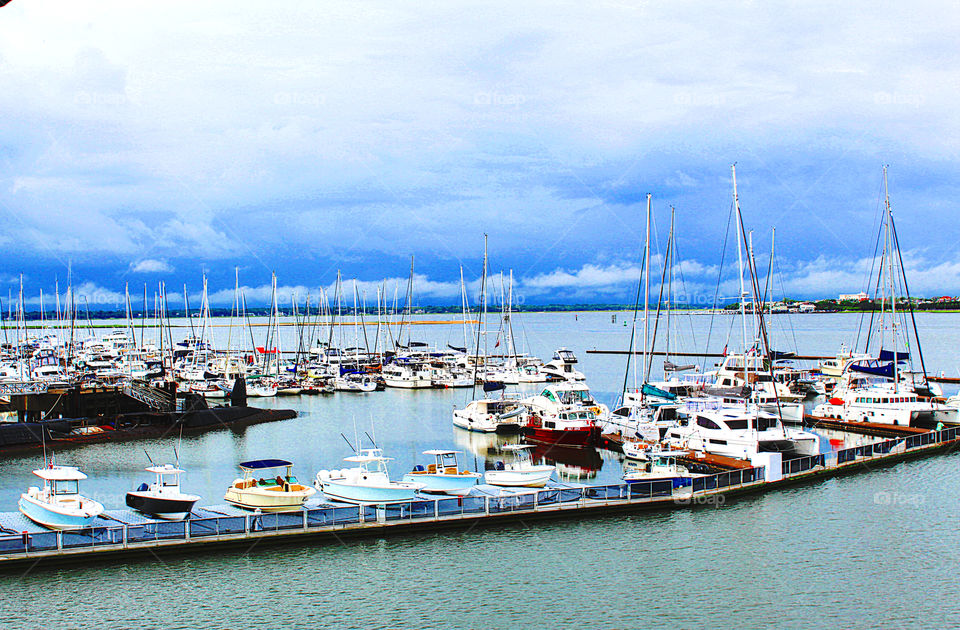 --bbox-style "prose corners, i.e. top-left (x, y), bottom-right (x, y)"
top-left (318, 480), bottom-right (421, 504)
top-left (484, 467), bottom-right (553, 488)
top-left (18, 494), bottom-right (103, 530)
top-left (522, 425), bottom-right (601, 448)
top-left (223, 486), bottom-right (315, 512)
top-left (126, 492), bottom-right (199, 520)
top-left (401, 472), bottom-right (481, 495)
